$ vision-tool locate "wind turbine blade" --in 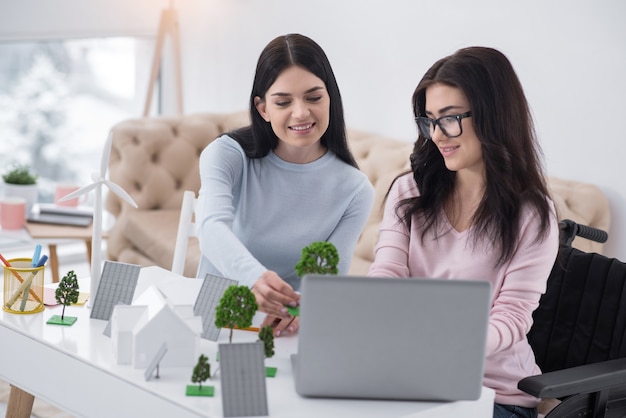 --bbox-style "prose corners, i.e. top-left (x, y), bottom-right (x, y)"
top-left (58, 183), bottom-right (98, 202)
top-left (104, 180), bottom-right (138, 208)
top-left (100, 131), bottom-right (113, 177)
